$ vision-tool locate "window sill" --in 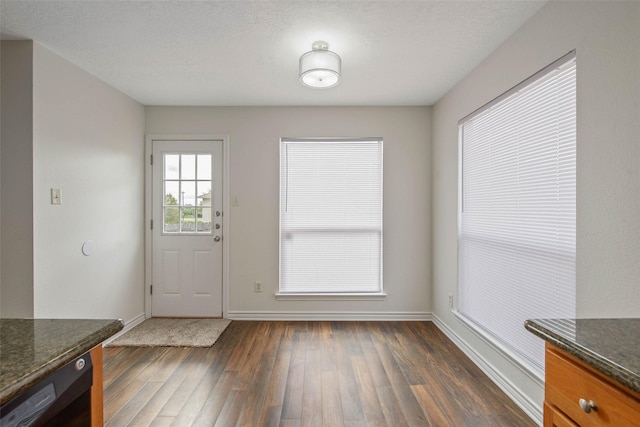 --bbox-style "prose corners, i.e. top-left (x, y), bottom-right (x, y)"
top-left (275, 292), bottom-right (387, 301)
